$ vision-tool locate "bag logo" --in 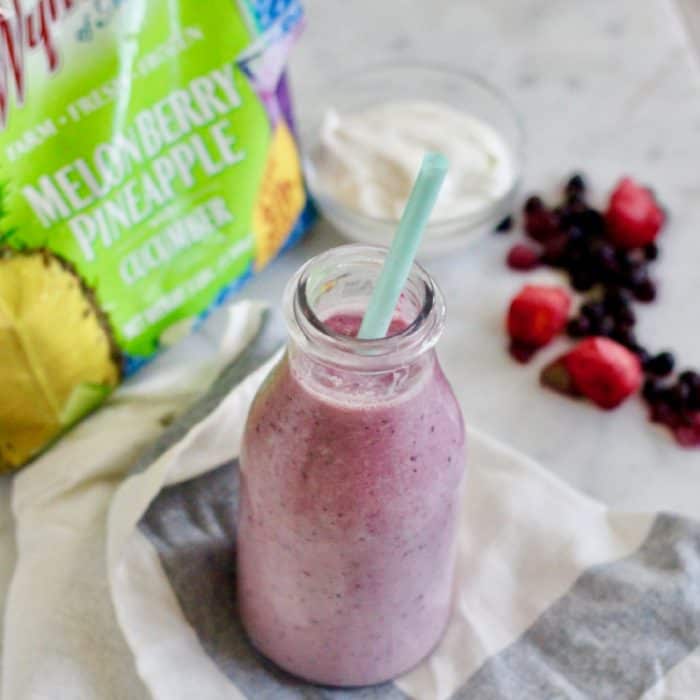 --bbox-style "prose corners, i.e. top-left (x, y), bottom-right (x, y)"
top-left (0, 0), bottom-right (77, 127)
